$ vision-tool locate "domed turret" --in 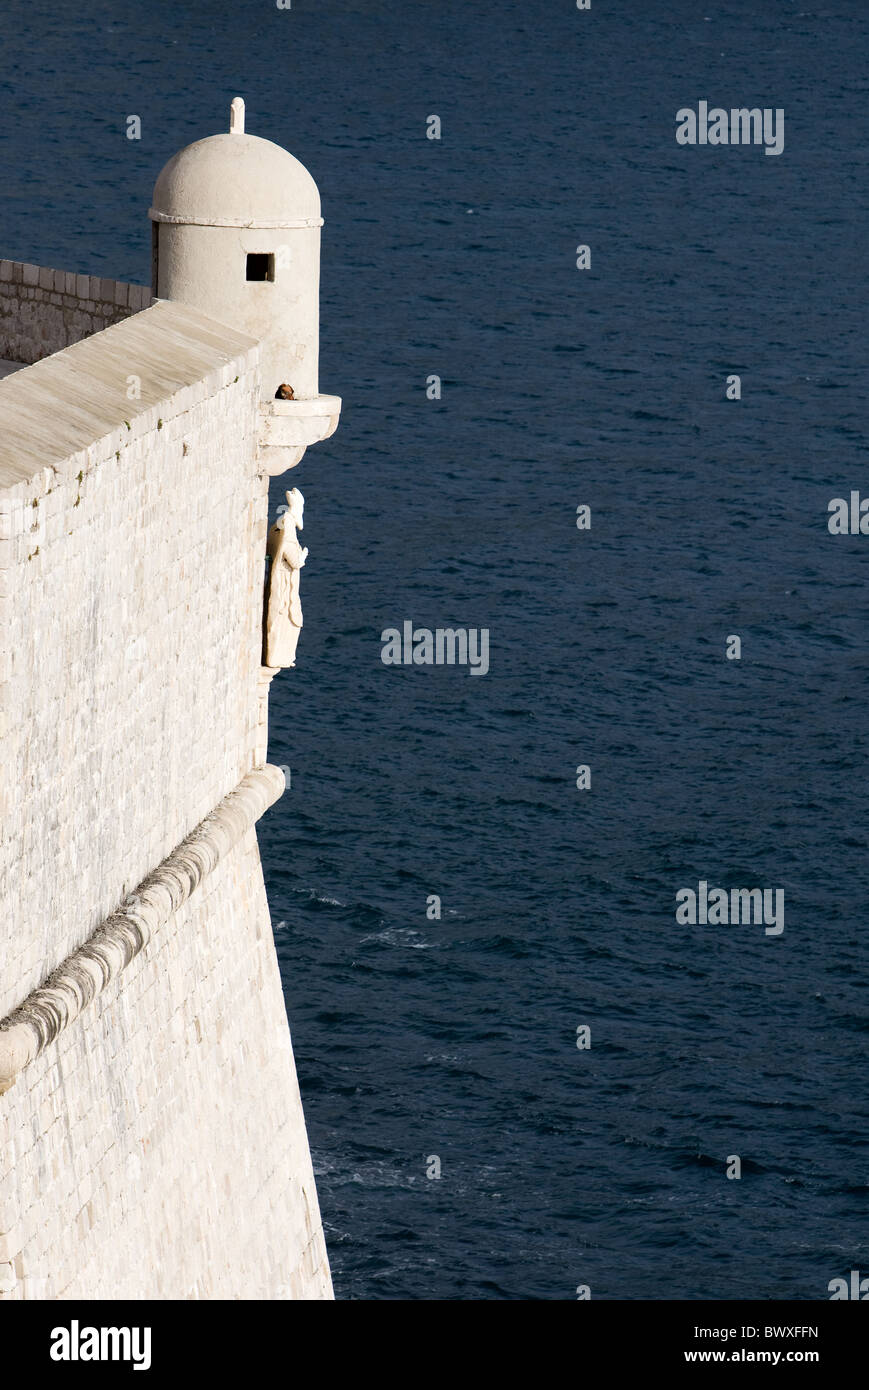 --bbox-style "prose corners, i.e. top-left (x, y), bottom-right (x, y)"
top-left (149, 99), bottom-right (323, 400)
